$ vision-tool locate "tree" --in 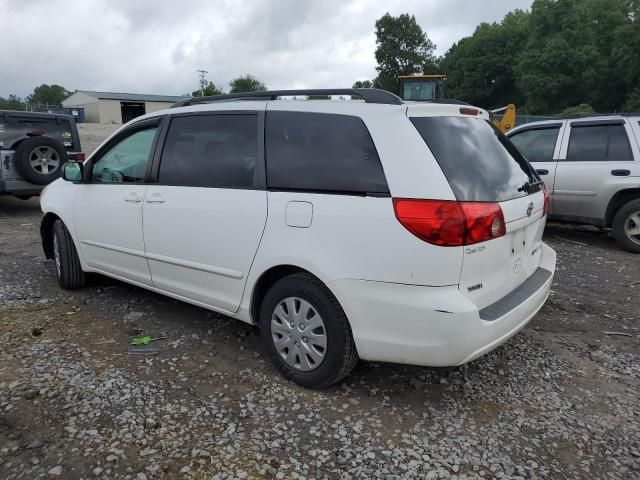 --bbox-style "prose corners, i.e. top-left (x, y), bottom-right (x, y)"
top-left (352, 80), bottom-right (374, 88)
top-left (440, 10), bottom-right (529, 108)
top-left (514, 0), bottom-right (631, 113)
top-left (191, 81), bottom-right (223, 97)
top-left (0, 94), bottom-right (25, 111)
top-left (27, 84), bottom-right (71, 106)
top-left (229, 74), bottom-right (267, 93)
top-left (373, 13), bottom-right (437, 93)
